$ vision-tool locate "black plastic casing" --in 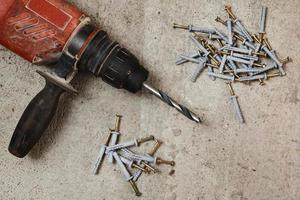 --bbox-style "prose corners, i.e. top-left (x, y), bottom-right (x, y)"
top-left (78, 29), bottom-right (149, 93)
